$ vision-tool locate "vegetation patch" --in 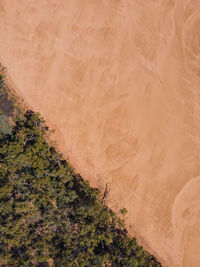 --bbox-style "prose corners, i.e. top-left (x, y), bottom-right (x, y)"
top-left (0, 114), bottom-right (11, 134)
top-left (0, 68), bottom-right (23, 135)
top-left (0, 110), bottom-right (161, 266)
